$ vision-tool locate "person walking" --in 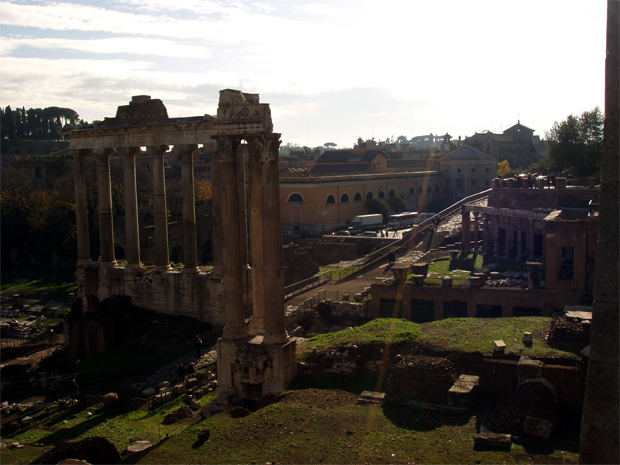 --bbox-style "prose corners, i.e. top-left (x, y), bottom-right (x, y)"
top-left (194, 334), bottom-right (203, 358)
